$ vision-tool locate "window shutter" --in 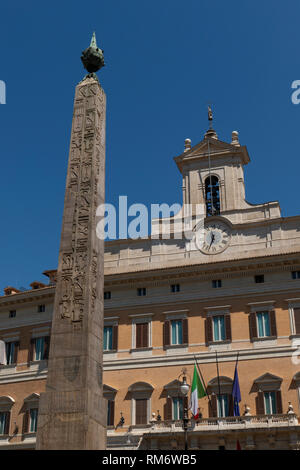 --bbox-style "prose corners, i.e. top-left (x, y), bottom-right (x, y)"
top-left (22, 410), bottom-right (29, 434)
top-left (112, 325), bottom-right (118, 350)
top-left (256, 391), bottom-right (265, 415)
top-left (182, 318), bottom-right (188, 344)
top-left (269, 311), bottom-right (277, 337)
top-left (136, 399), bottom-right (147, 425)
top-left (163, 321), bottom-right (170, 347)
top-left (164, 397), bottom-right (172, 421)
top-left (28, 339), bottom-right (35, 363)
top-left (276, 391), bottom-right (283, 414)
top-left (13, 341), bottom-right (19, 364)
top-left (205, 317), bottom-right (213, 344)
top-left (136, 323), bottom-right (142, 349)
top-left (142, 323), bottom-right (148, 348)
top-left (209, 394), bottom-right (217, 417)
top-left (225, 315), bottom-right (232, 341)
top-left (249, 313), bottom-right (257, 340)
top-left (4, 411), bottom-right (10, 435)
top-left (294, 308), bottom-right (300, 334)
top-left (108, 400), bottom-right (115, 426)
top-left (44, 336), bottom-right (50, 360)
top-left (227, 393), bottom-right (234, 417)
